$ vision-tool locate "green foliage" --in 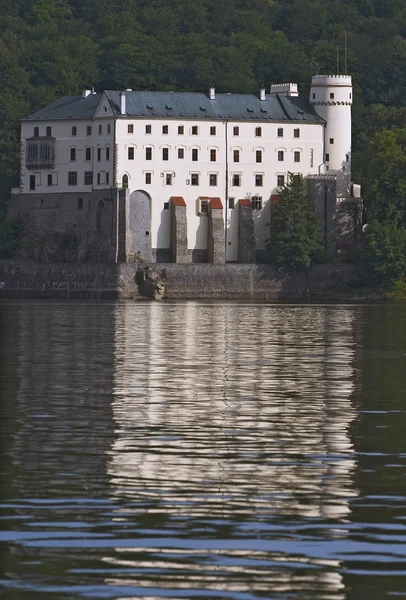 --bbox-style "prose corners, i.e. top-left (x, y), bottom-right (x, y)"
top-left (360, 221), bottom-right (406, 287)
top-left (20, 229), bottom-right (79, 262)
top-left (386, 279), bottom-right (406, 300)
top-left (267, 174), bottom-right (326, 271)
top-left (0, 218), bottom-right (23, 258)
